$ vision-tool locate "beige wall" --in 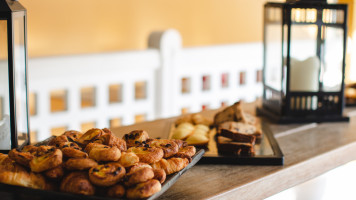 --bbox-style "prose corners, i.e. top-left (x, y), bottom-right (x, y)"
top-left (21, 0), bottom-right (268, 57)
